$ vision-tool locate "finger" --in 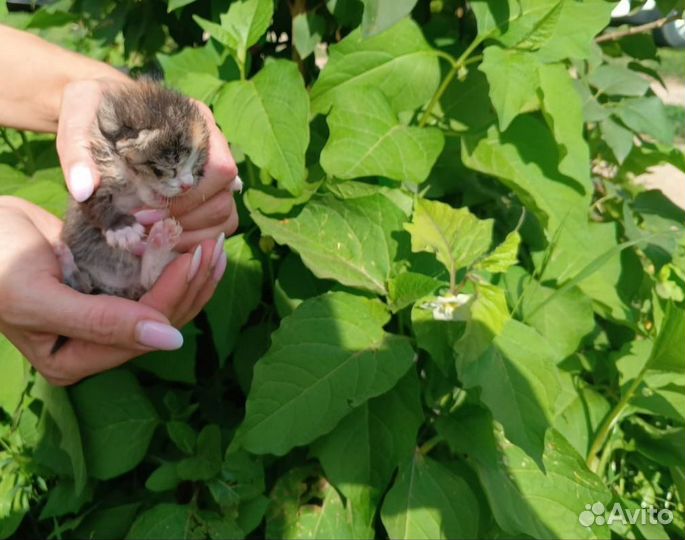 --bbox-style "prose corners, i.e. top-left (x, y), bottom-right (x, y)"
top-left (169, 102), bottom-right (238, 215)
top-left (178, 249), bottom-right (227, 327)
top-left (56, 80), bottom-right (103, 202)
top-left (173, 236), bottom-right (223, 324)
top-left (33, 281), bottom-right (183, 351)
top-left (175, 190), bottom-right (235, 232)
top-left (174, 211), bottom-right (238, 253)
top-left (138, 251), bottom-right (195, 316)
top-left (46, 339), bottom-right (139, 386)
